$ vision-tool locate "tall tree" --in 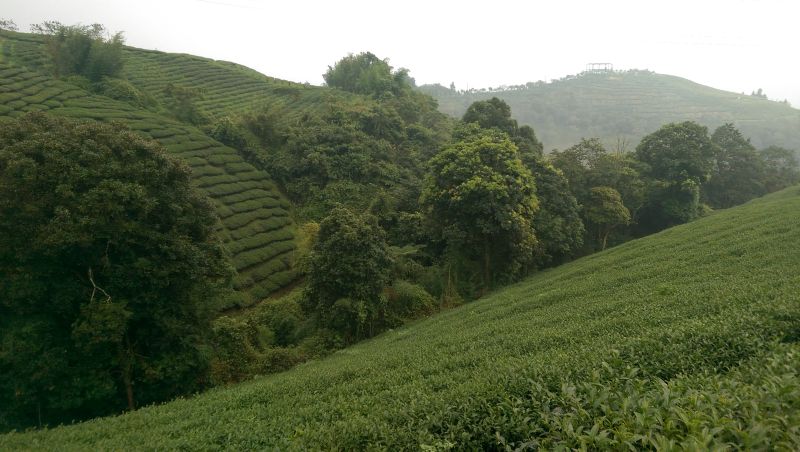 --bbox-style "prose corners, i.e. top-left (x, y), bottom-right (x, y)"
top-left (635, 121), bottom-right (716, 231)
top-left (635, 121), bottom-right (716, 184)
top-left (301, 207), bottom-right (391, 341)
top-left (420, 126), bottom-right (538, 290)
top-left (584, 187), bottom-right (631, 250)
top-left (0, 113), bottom-right (231, 430)
top-left (528, 159), bottom-right (585, 265)
top-left (759, 146), bottom-right (800, 193)
top-left (704, 123), bottom-right (765, 208)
